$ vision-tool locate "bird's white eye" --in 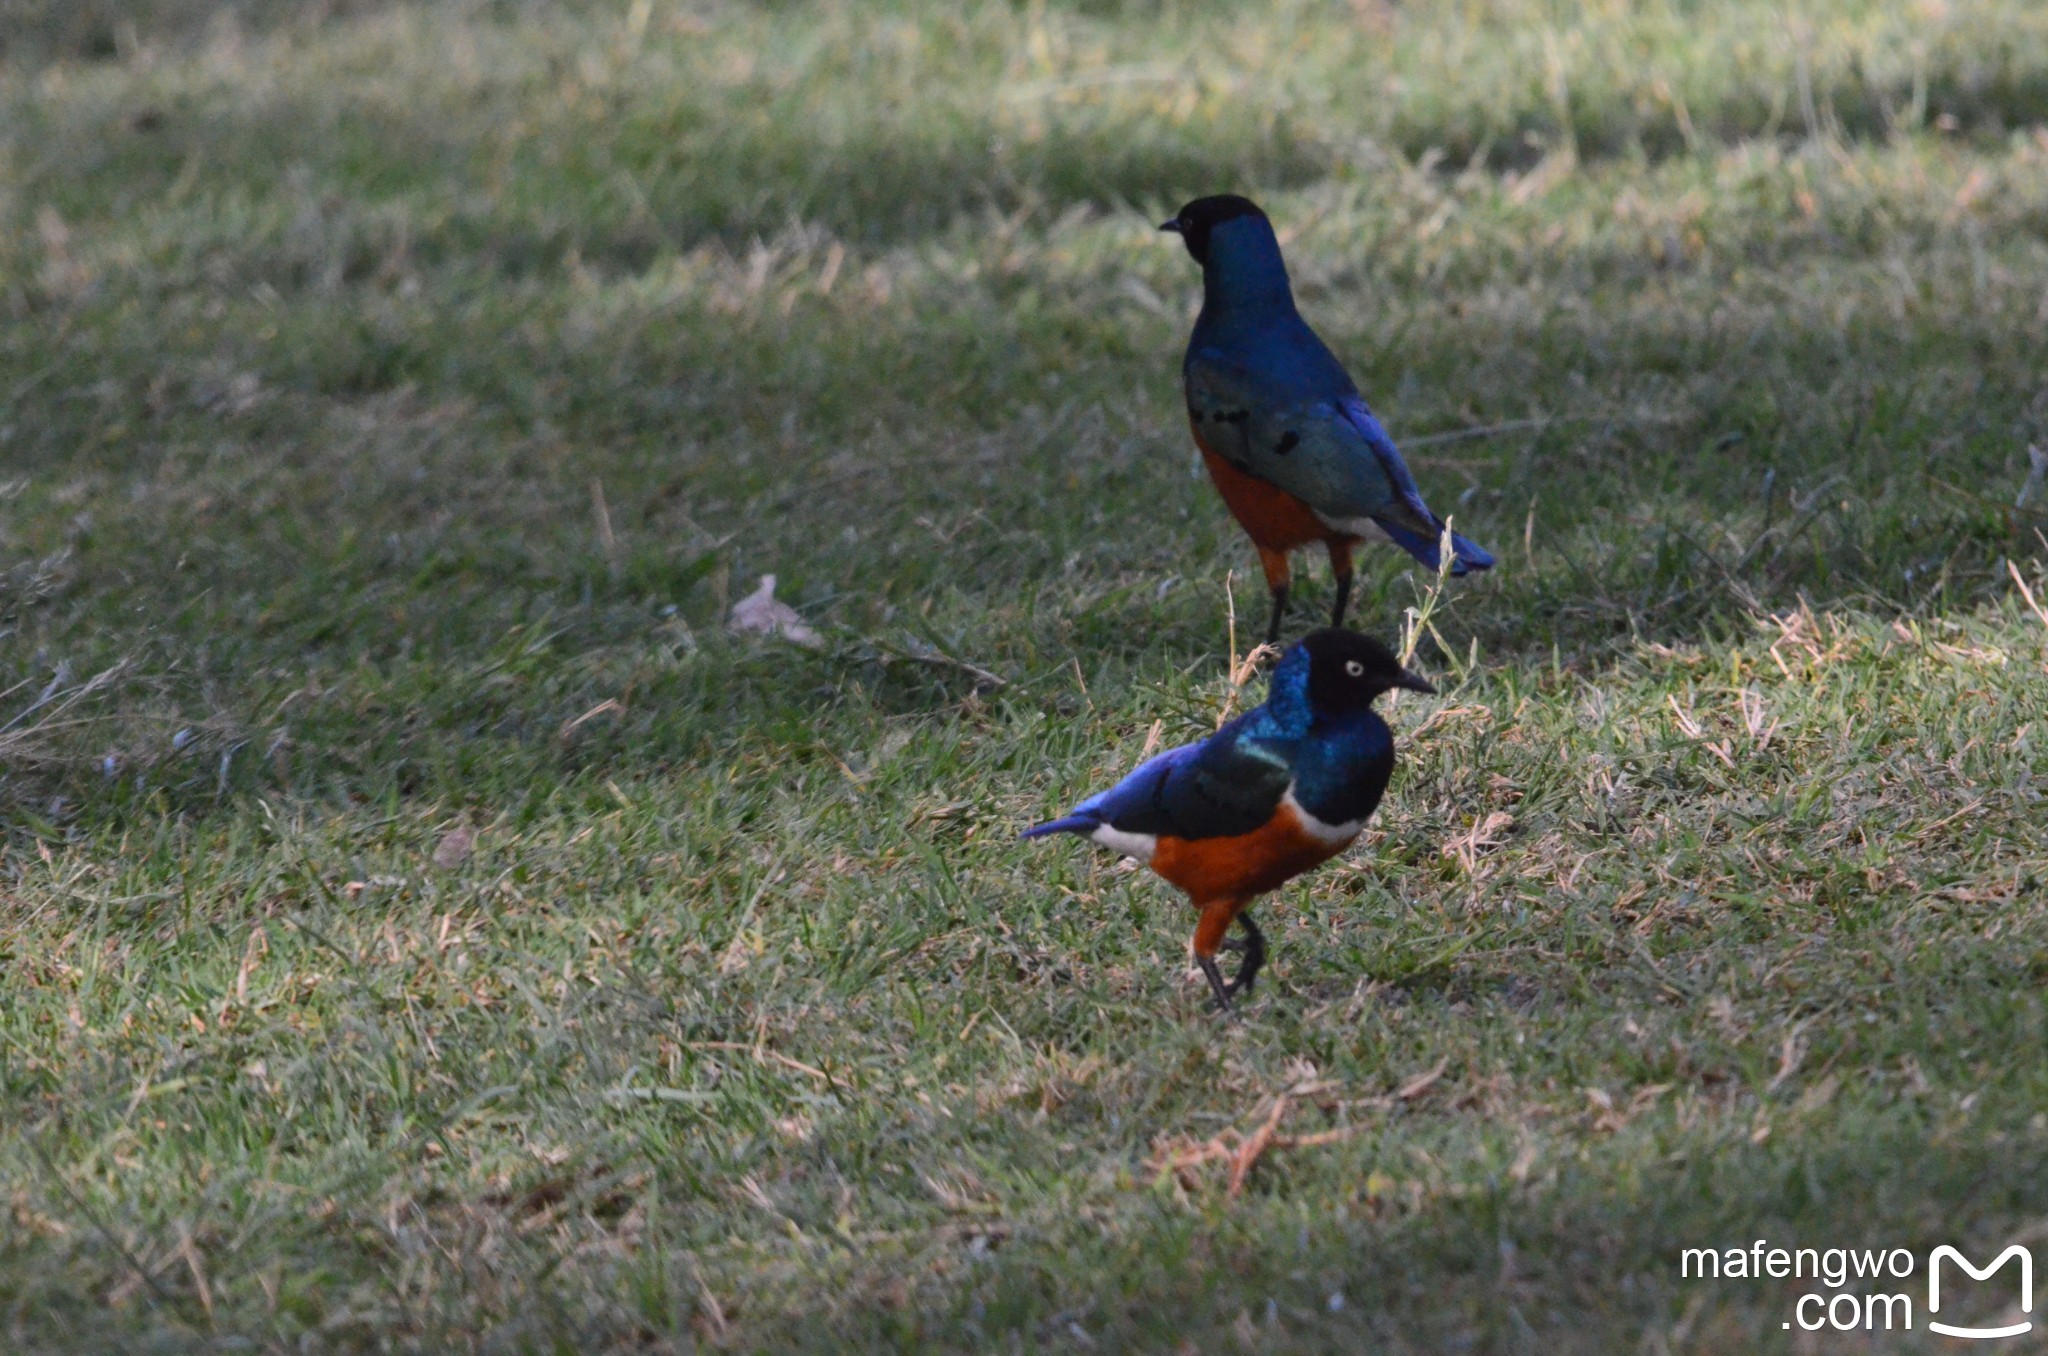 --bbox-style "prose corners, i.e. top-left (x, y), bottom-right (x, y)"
top-left (1344, 660), bottom-right (1365, 677)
